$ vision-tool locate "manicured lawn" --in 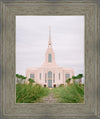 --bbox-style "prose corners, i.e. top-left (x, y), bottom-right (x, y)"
top-left (51, 84), bottom-right (84, 103)
top-left (16, 84), bottom-right (50, 103)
